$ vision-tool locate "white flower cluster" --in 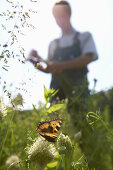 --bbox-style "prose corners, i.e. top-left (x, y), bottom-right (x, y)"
top-left (5, 155), bottom-right (20, 170)
top-left (57, 133), bottom-right (73, 155)
top-left (27, 137), bottom-right (57, 167)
